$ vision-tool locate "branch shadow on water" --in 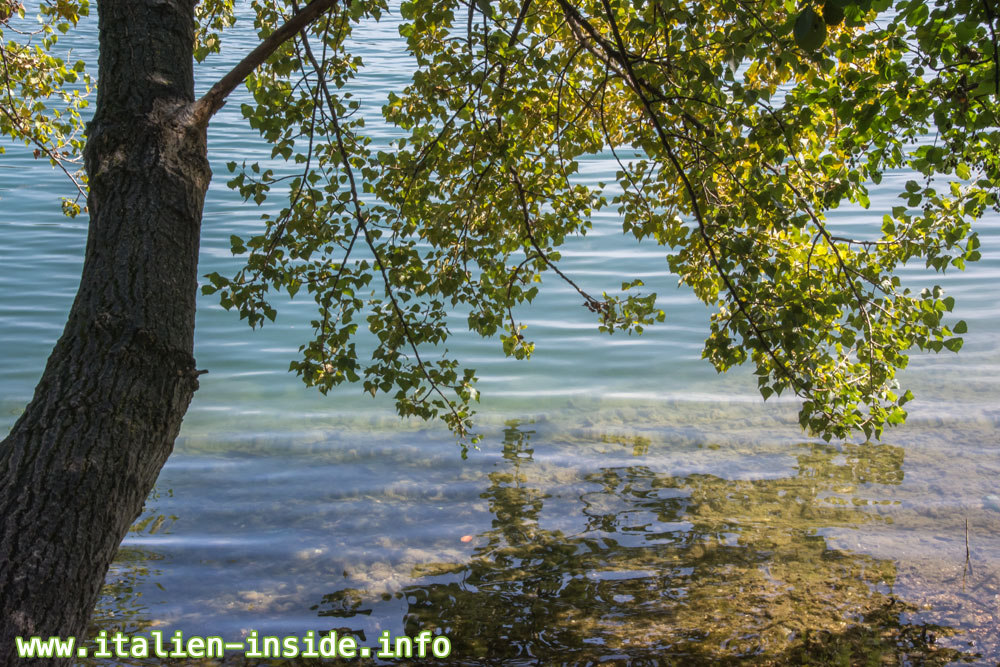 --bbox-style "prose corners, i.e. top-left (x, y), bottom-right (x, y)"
top-left (346, 424), bottom-right (977, 665)
top-left (90, 424), bottom-right (981, 665)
